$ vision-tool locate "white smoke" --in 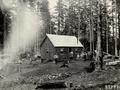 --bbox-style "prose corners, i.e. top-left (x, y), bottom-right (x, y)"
top-left (1, 1), bottom-right (43, 65)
